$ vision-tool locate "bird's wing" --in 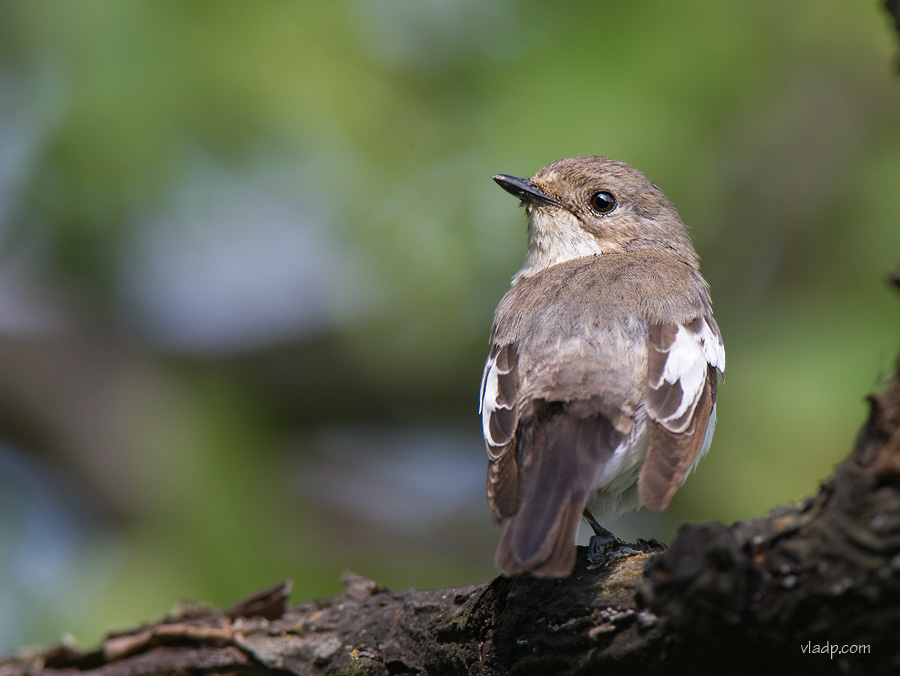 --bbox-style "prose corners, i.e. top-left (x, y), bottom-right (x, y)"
top-left (639, 316), bottom-right (725, 511)
top-left (480, 342), bottom-right (521, 520)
